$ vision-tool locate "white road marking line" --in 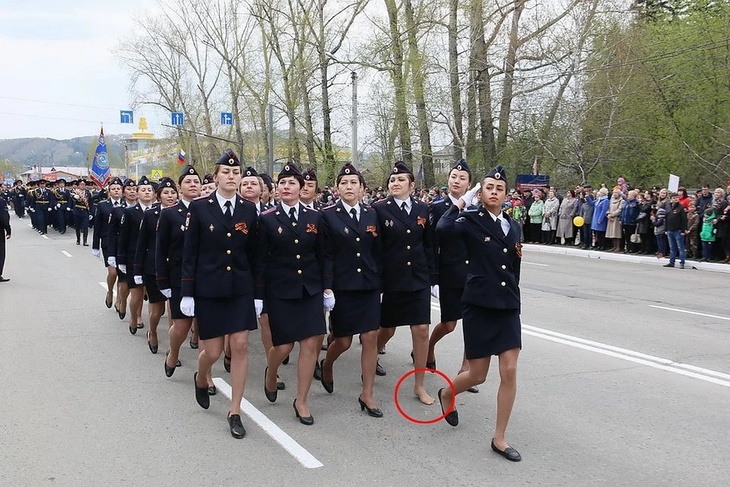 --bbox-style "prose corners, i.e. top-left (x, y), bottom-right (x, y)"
top-left (648, 305), bottom-right (730, 322)
top-left (98, 282), bottom-right (107, 290)
top-left (41, 234), bottom-right (49, 239)
top-left (522, 261), bottom-right (549, 267)
top-left (213, 378), bottom-right (324, 469)
top-left (429, 303), bottom-right (730, 387)
top-left (61, 251), bottom-right (73, 258)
